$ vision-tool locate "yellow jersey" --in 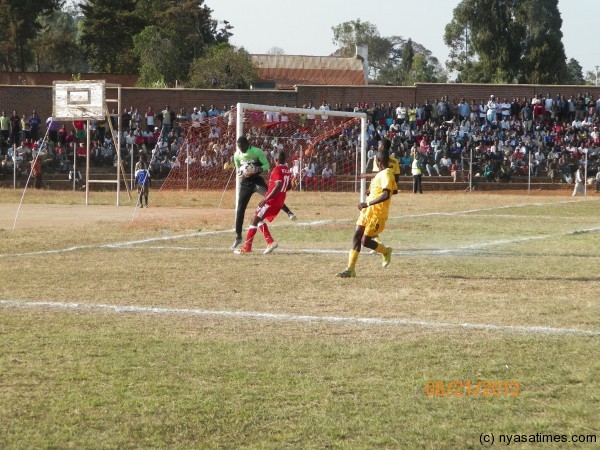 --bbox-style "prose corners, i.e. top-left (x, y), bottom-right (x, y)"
top-left (373, 155), bottom-right (401, 176)
top-left (366, 168), bottom-right (397, 220)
